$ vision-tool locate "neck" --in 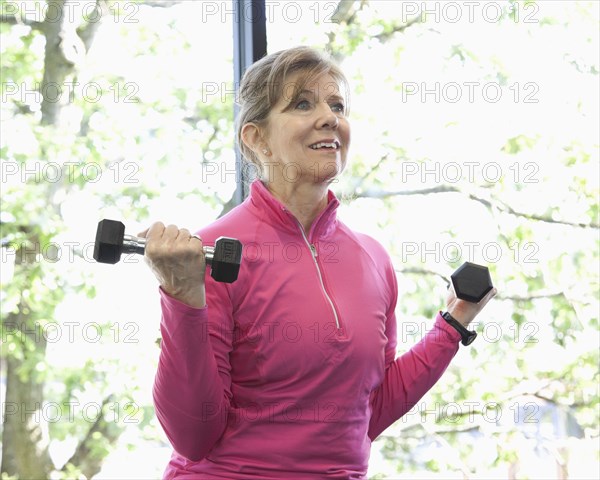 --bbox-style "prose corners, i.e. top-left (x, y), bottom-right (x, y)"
top-left (264, 180), bottom-right (329, 233)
